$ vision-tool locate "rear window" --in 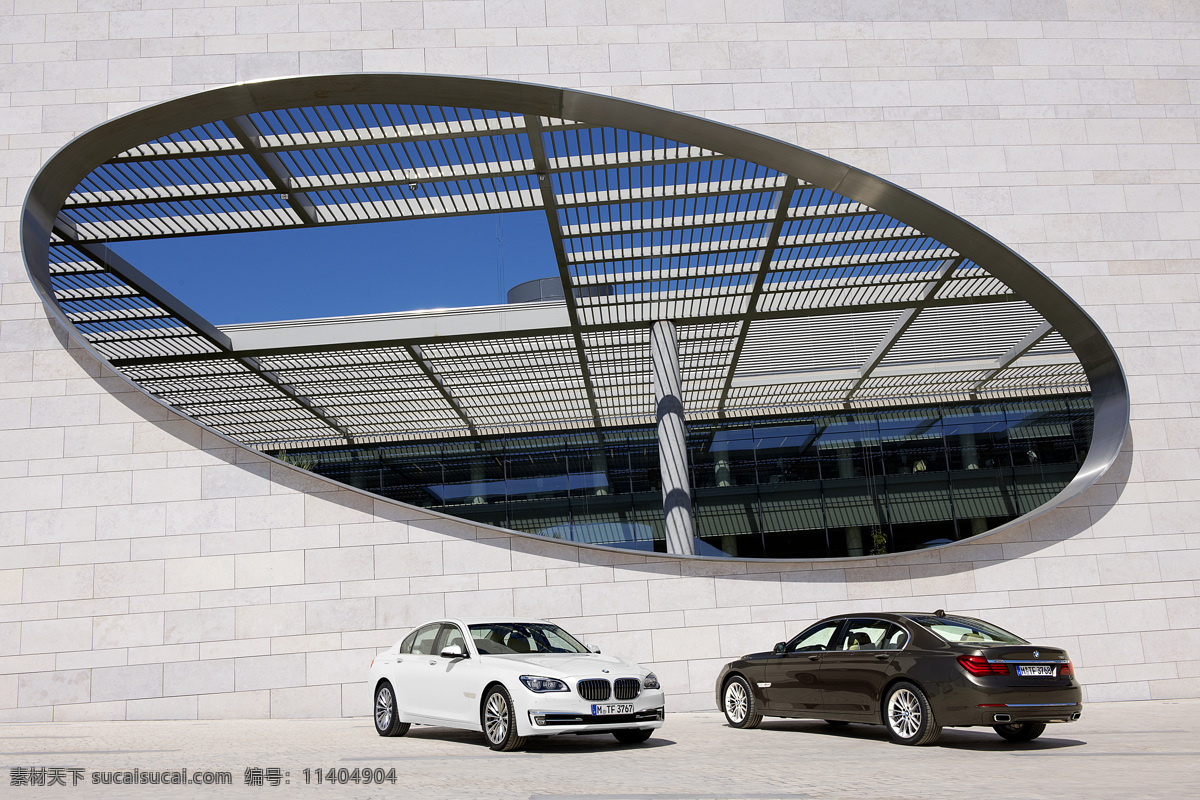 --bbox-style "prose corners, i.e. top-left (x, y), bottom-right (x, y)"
top-left (908, 615), bottom-right (1026, 645)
